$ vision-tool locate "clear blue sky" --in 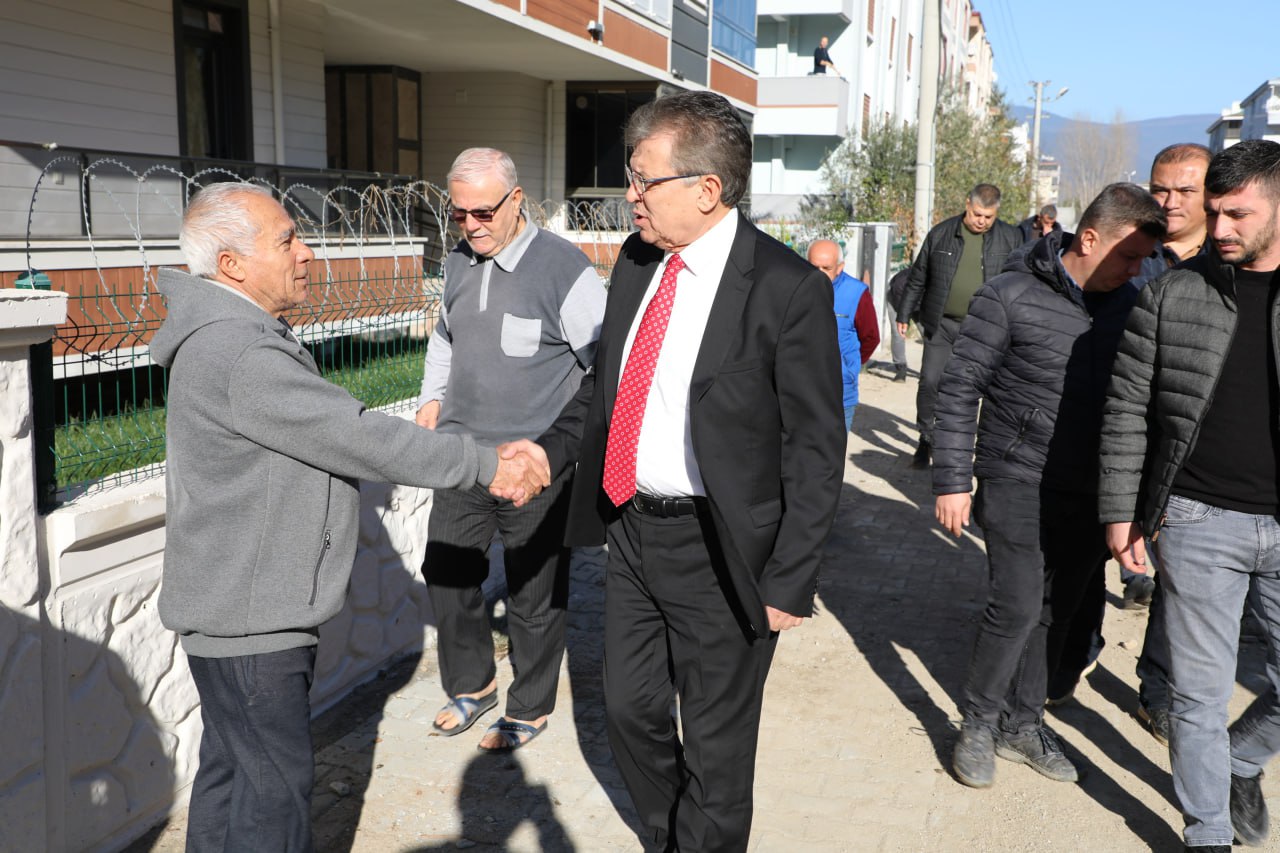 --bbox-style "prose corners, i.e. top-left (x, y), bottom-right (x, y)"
top-left (978, 0), bottom-right (1278, 122)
